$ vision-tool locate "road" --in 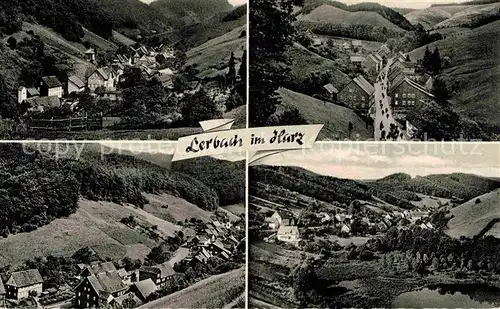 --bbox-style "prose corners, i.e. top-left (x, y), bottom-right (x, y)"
top-left (373, 58), bottom-right (407, 141)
